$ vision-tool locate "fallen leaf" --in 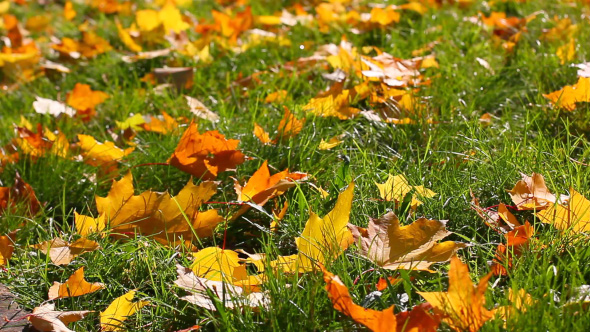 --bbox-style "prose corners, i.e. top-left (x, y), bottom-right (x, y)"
top-left (153, 68), bottom-right (193, 90)
top-left (508, 173), bottom-right (564, 210)
top-left (100, 290), bottom-right (149, 331)
top-left (491, 222), bottom-right (534, 276)
top-left (76, 172), bottom-right (223, 246)
top-left (190, 247), bottom-right (263, 290)
top-left (375, 276), bottom-right (401, 291)
top-left (0, 172), bottom-right (40, 216)
top-left (185, 96), bottom-right (219, 122)
top-left (537, 188), bottom-right (590, 233)
top-left (52, 32), bottom-right (112, 59)
top-left (292, 182), bottom-right (355, 272)
top-left (48, 267), bottom-right (105, 300)
top-left (28, 303), bottom-right (92, 332)
top-left (175, 264), bottom-right (268, 310)
top-left (66, 83), bottom-right (108, 121)
top-left (265, 90), bottom-right (288, 103)
top-left (168, 122), bottom-right (246, 180)
top-left (375, 174), bottom-right (436, 208)
top-left (0, 230), bottom-right (17, 266)
top-left (321, 264), bottom-right (441, 332)
top-left (141, 111), bottom-right (179, 134)
top-left (556, 38), bottom-right (576, 65)
top-left (349, 212), bottom-right (466, 271)
top-left (33, 96), bottom-right (76, 117)
top-left (254, 107), bottom-right (305, 144)
top-left (77, 134), bottom-right (134, 170)
top-left (32, 238), bottom-right (99, 265)
top-left (63, 1), bottom-right (76, 21)
top-left (234, 160), bottom-right (307, 207)
top-left (543, 77), bottom-right (590, 111)
top-left (418, 256), bottom-right (495, 332)
top-left (318, 136), bottom-right (343, 150)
